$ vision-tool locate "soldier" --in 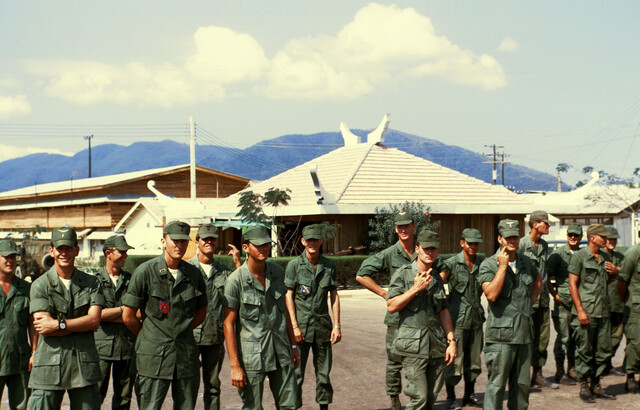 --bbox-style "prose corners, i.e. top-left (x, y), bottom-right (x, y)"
top-left (617, 233), bottom-right (640, 393)
top-left (356, 212), bottom-right (416, 410)
top-left (223, 226), bottom-right (300, 409)
top-left (29, 227), bottom-right (105, 409)
top-left (285, 224), bottom-right (342, 409)
top-left (568, 224), bottom-right (616, 403)
top-left (603, 226), bottom-right (625, 376)
top-left (519, 210), bottom-right (558, 389)
top-left (547, 223), bottom-right (582, 385)
top-left (94, 235), bottom-right (136, 410)
top-left (0, 239), bottom-right (33, 410)
top-left (387, 230), bottom-right (456, 410)
top-left (122, 220), bottom-right (208, 409)
top-left (478, 219), bottom-right (542, 410)
top-left (440, 228), bottom-right (484, 409)
top-left (187, 224), bottom-right (241, 410)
